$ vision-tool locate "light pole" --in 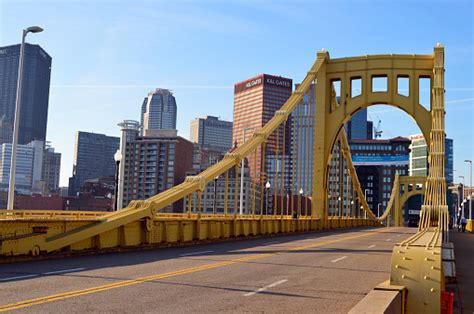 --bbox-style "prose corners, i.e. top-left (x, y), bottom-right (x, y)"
top-left (113, 150), bottom-right (122, 211)
top-left (265, 181), bottom-right (271, 215)
top-left (346, 175), bottom-right (350, 216)
top-left (337, 196), bottom-right (342, 216)
top-left (213, 176), bottom-right (219, 214)
top-left (299, 188), bottom-right (304, 218)
top-left (7, 26), bottom-right (44, 210)
top-left (465, 160), bottom-right (472, 220)
top-left (364, 189), bottom-right (369, 219)
top-left (460, 176), bottom-right (465, 217)
top-left (377, 203), bottom-right (382, 218)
